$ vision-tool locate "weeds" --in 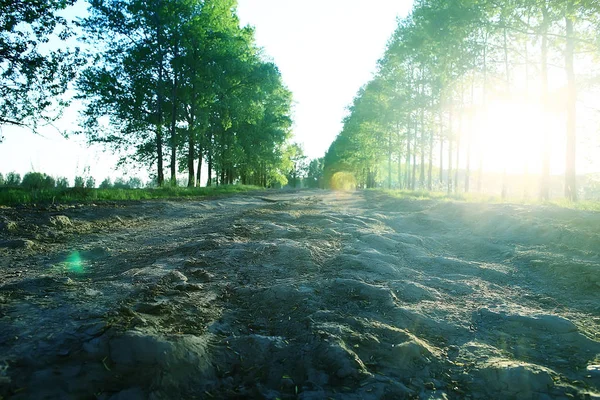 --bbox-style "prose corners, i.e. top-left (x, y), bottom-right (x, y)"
top-left (0, 185), bottom-right (263, 206)
top-left (376, 189), bottom-right (600, 212)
